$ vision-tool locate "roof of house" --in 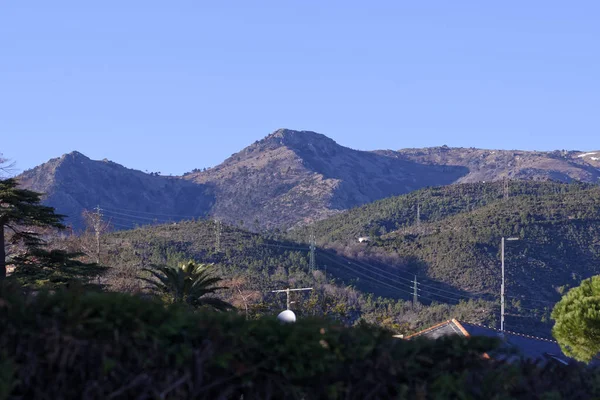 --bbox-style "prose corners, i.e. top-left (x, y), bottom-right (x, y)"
top-left (402, 319), bottom-right (595, 366)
